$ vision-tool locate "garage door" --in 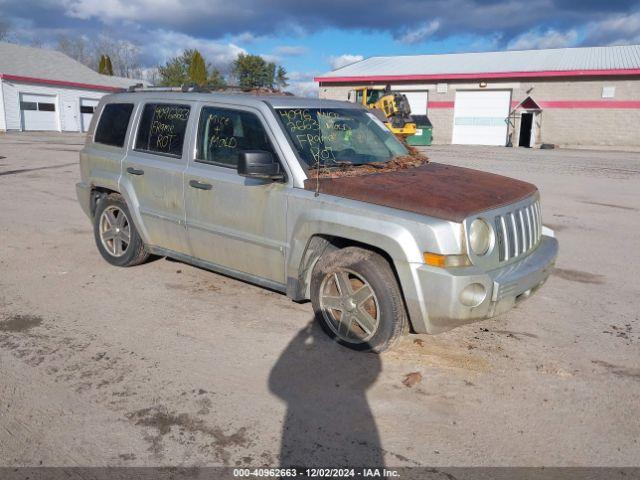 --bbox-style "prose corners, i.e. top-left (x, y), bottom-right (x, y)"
top-left (452, 90), bottom-right (511, 146)
top-left (400, 91), bottom-right (427, 116)
top-left (20, 93), bottom-right (58, 131)
top-left (80, 98), bottom-right (99, 132)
